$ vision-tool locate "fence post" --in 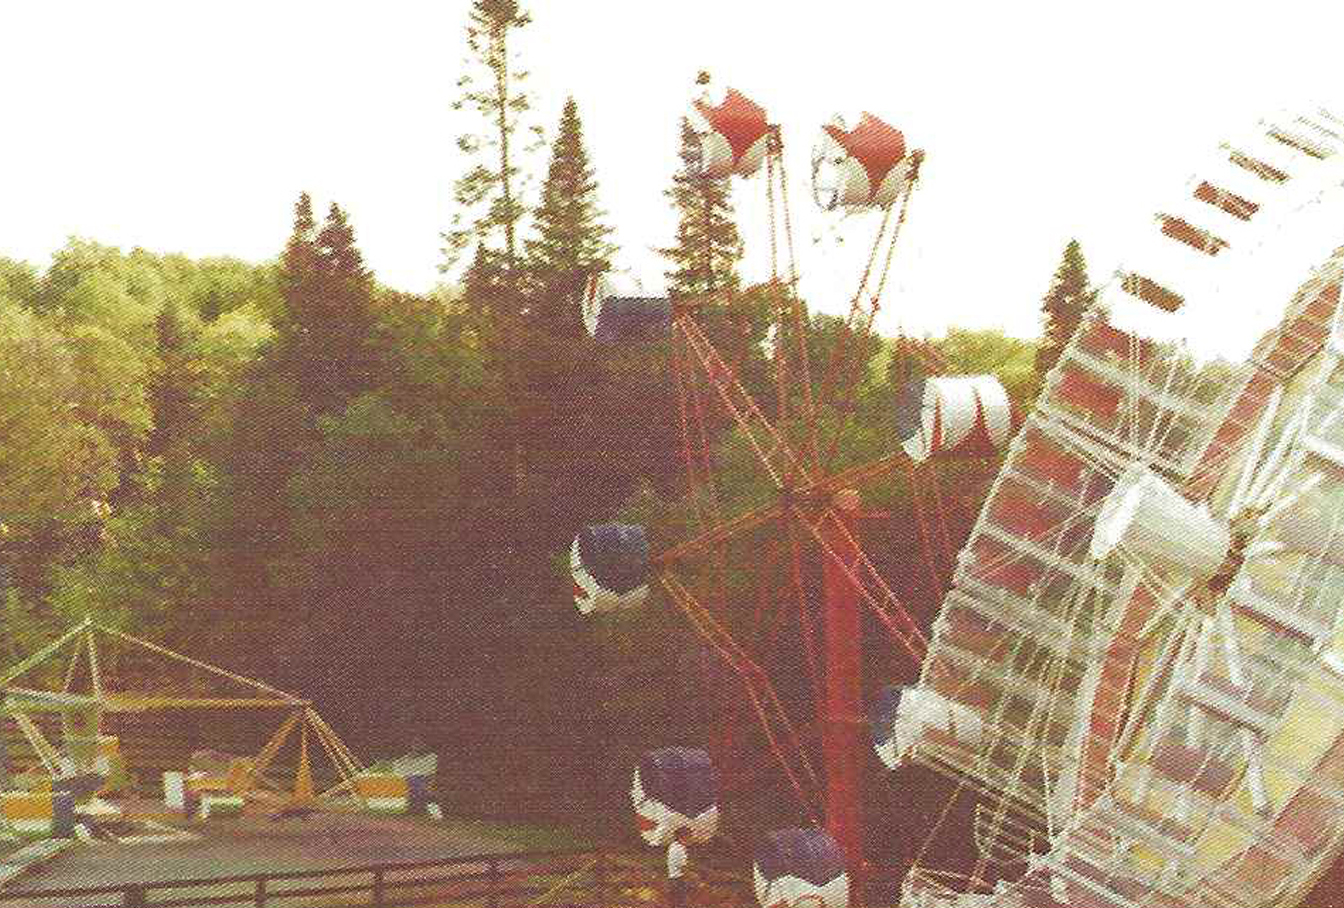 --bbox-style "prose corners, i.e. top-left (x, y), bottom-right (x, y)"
top-left (255, 876), bottom-right (267, 908)
top-left (124, 884), bottom-right (146, 908)
top-left (593, 850), bottom-right (609, 900)
top-left (487, 858), bottom-right (501, 908)
top-left (372, 868), bottom-right (385, 907)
